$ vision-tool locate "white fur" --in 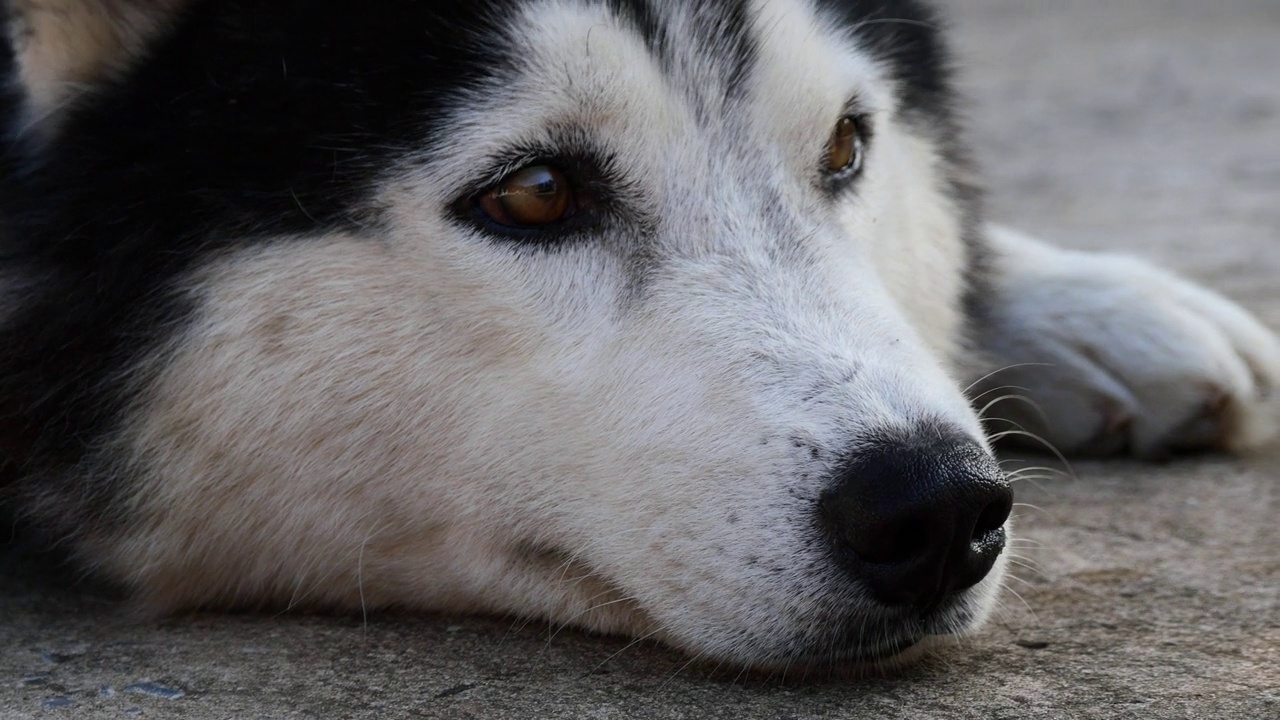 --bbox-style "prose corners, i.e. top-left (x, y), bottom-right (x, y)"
top-left (976, 226), bottom-right (1280, 457)
top-left (45, 0), bottom-right (1280, 670)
